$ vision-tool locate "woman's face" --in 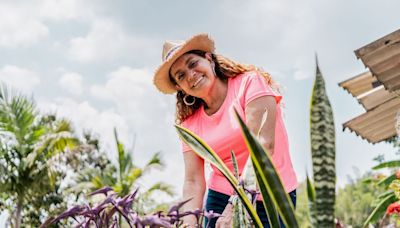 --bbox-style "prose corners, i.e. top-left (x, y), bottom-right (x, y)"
top-left (170, 52), bottom-right (217, 98)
